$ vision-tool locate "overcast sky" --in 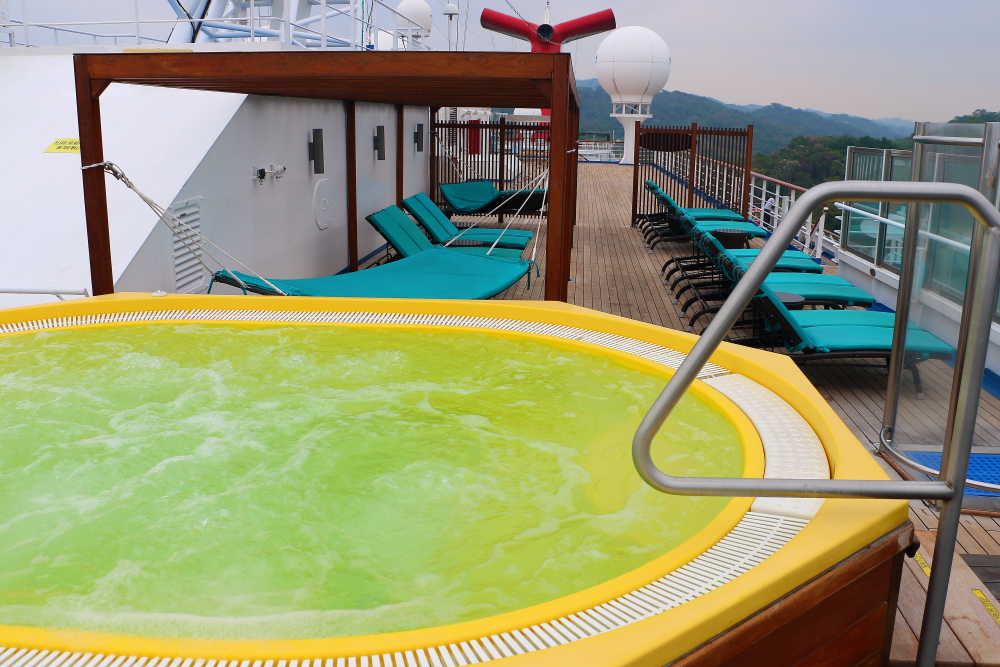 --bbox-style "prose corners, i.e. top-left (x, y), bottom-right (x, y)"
top-left (12, 0), bottom-right (1000, 121)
